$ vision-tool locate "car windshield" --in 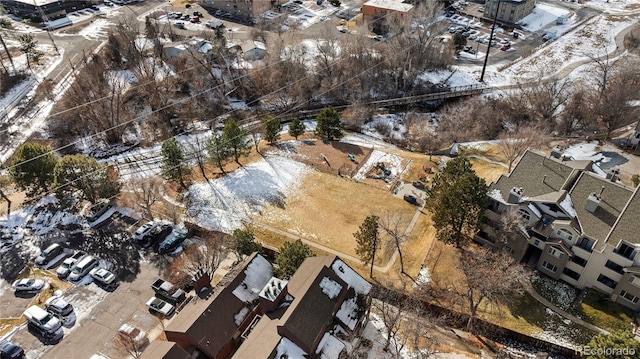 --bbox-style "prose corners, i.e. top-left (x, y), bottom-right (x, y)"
top-left (25, 279), bottom-right (34, 286)
top-left (72, 267), bottom-right (81, 274)
top-left (42, 313), bottom-right (53, 322)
